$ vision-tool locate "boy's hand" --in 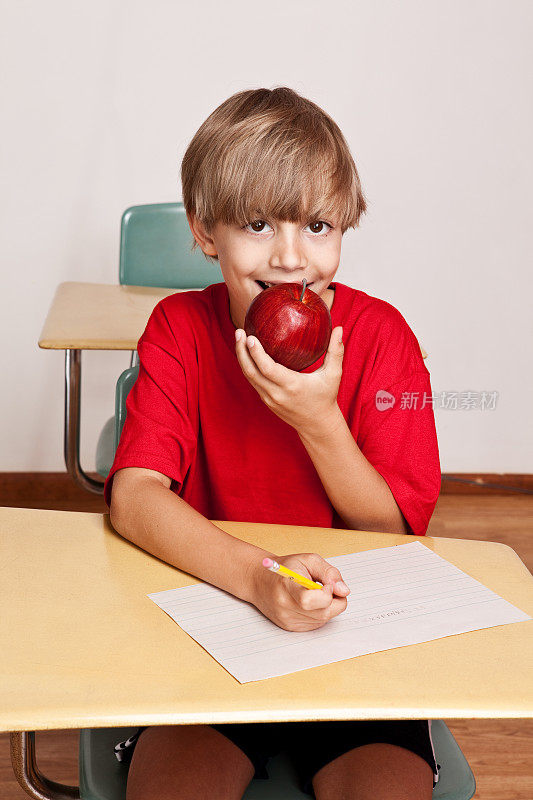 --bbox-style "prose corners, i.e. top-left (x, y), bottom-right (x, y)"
top-left (235, 326), bottom-right (344, 436)
top-left (249, 552), bottom-right (350, 632)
